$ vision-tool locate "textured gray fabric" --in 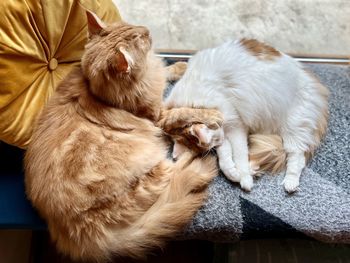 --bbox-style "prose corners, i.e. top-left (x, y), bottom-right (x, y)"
top-left (181, 63), bottom-right (350, 243)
